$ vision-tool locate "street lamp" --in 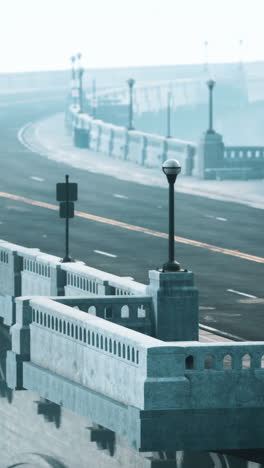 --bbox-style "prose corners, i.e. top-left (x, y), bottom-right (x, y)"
top-left (78, 66), bottom-right (84, 113)
top-left (162, 159), bottom-right (181, 272)
top-left (204, 40), bottom-right (209, 72)
top-left (127, 78), bottom-right (135, 130)
top-left (166, 87), bottom-right (172, 138)
top-left (206, 79), bottom-right (215, 133)
top-left (70, 56), bottom-right (76, 82)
